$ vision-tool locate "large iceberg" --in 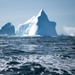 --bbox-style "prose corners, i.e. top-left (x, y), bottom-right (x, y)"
top-left (16, 10), bottom-right (57, 36)
top-left (0, 22), bottom-right (15, 35)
